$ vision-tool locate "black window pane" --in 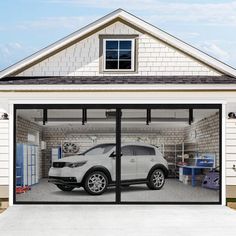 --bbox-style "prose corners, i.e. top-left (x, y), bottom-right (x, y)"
top-left (121, 146), bottom-right (134, 156)
top-left (119, 61), bottom-right (131, 69)
top-left (119, 50), bottom-right (131, 59)
top-left (106, 41), bottom-right (118, 50)
top-left (106, 60), bottom-right (118, 69)
top-left (106, 50), bottom-right (118, 59)
top-left (120, 40), bottom-right (132, 50)
top-left (134, 146), bottom-right (155, 156)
